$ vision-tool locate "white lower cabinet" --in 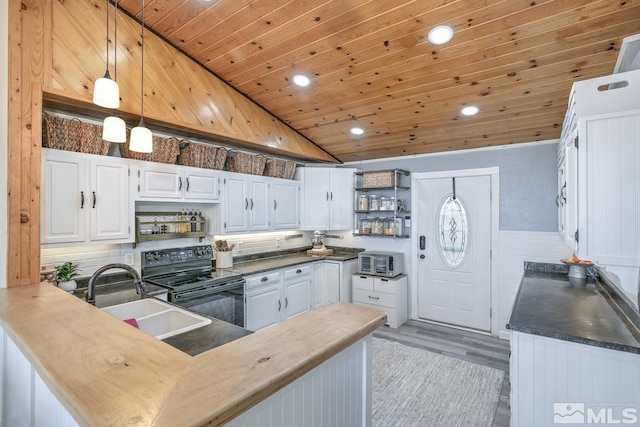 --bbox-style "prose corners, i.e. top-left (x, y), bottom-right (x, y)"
top-left (510, 331), bottom-right (640, 426)
top-left (352, 274), bottom-right (407, 328)
top-left (245, 266), bottom-right (312, 332)
top-left (41, 148), bottom-right (132, 245)
top-left (312, 260), bottom-right (357, 308)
